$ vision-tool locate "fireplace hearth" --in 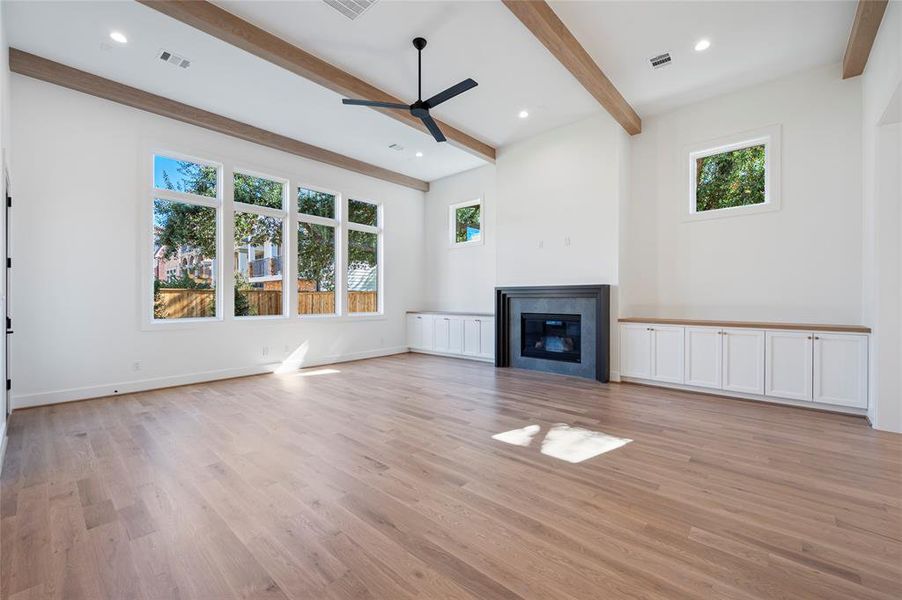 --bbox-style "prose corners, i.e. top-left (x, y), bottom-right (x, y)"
top-left (495, 285), bottom-right (610, 381)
